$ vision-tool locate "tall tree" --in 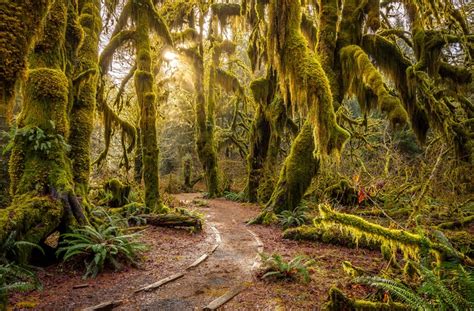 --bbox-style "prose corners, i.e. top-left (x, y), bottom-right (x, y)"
top-left (69, 0), bottom-right (102, 197)
top-left (0, 0), bottom-right (86, 245)
top-left (98, 0), bottom-right (172, 212)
